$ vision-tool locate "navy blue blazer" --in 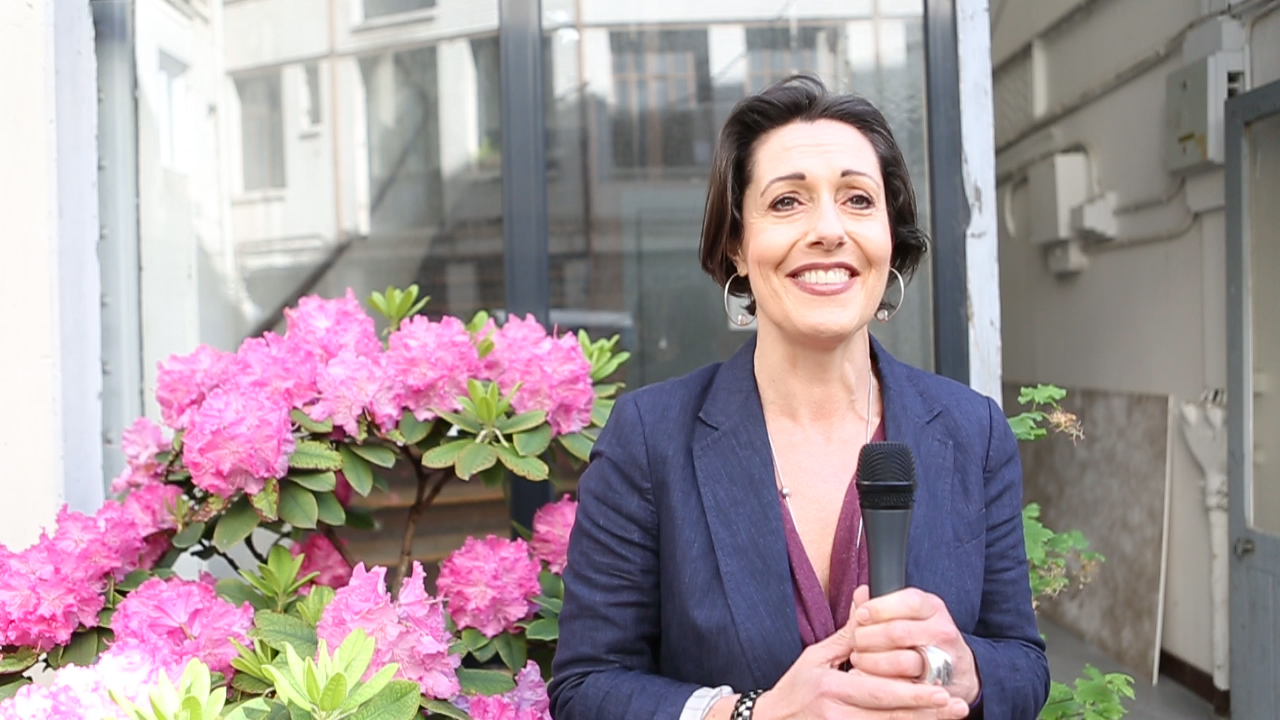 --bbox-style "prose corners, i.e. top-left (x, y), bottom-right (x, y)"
top-left (549, 336), bottom-right (1049, 719)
